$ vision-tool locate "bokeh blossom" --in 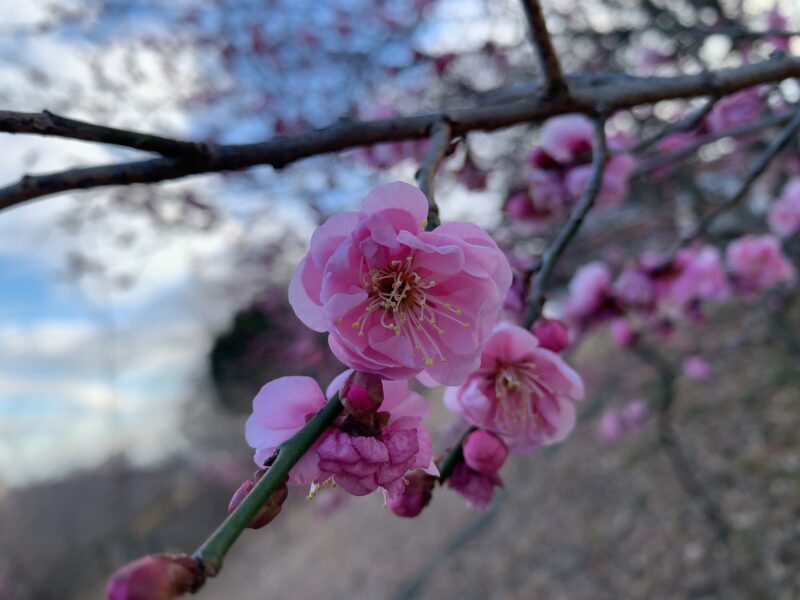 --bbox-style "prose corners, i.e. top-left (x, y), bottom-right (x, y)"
top-left (726, 235), bottom-right (796, 294)
top-left (290, 181), bottom-right (512, 384)
top-left (768, 178), bottom-right (800, 238)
